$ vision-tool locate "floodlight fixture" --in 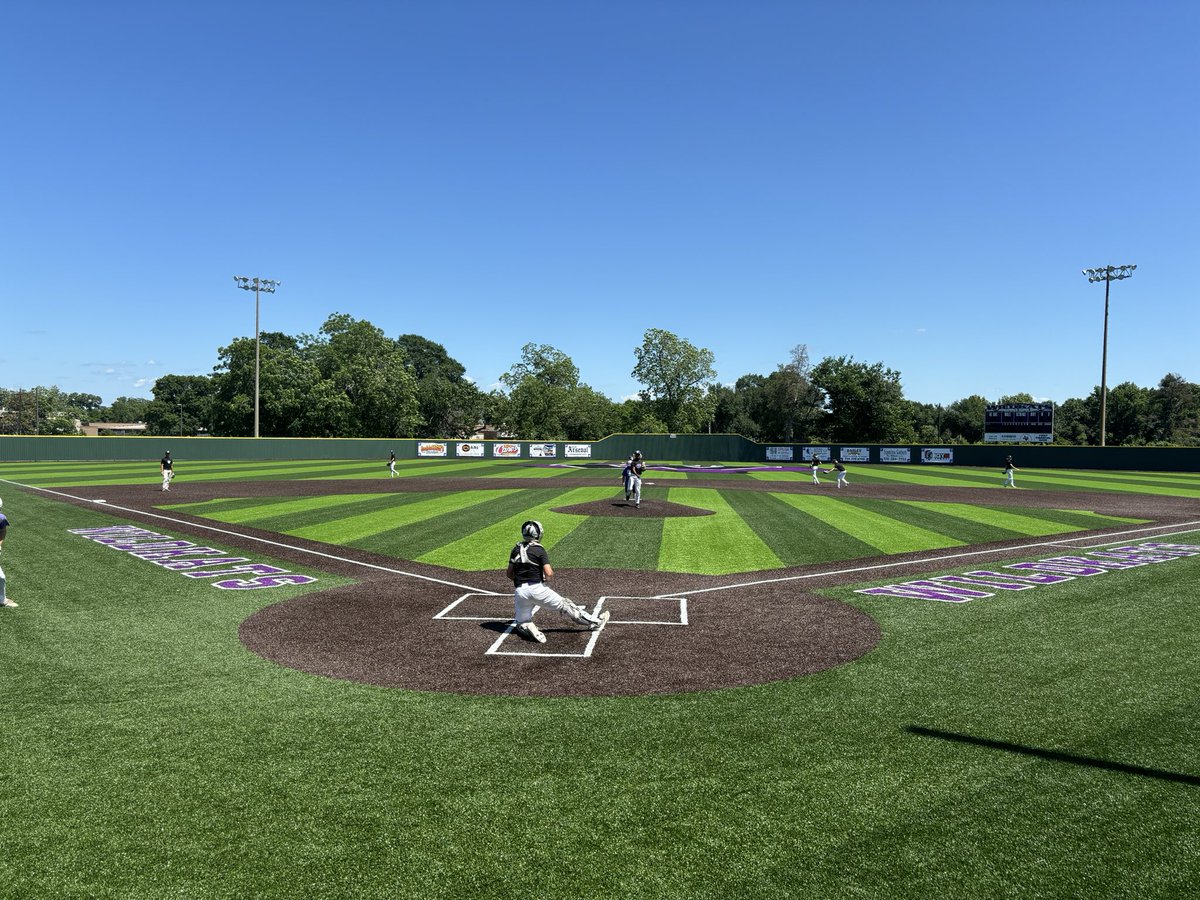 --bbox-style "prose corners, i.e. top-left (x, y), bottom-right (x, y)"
top-left (1081, 263), bottom-right (1136, 447)
top-left (233, 274), bottom-right (282, 438)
